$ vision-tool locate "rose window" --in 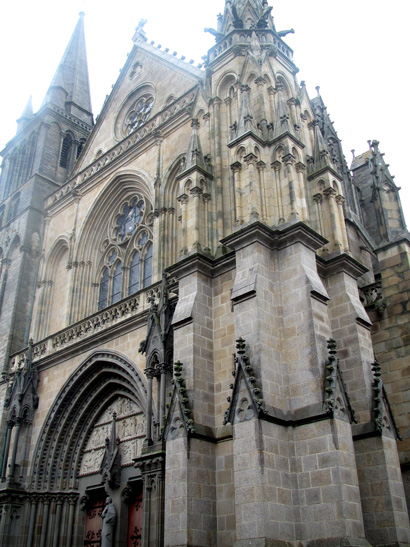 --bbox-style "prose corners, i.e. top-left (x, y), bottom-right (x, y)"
top-left (125, 96), bottom-right (154, 135)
